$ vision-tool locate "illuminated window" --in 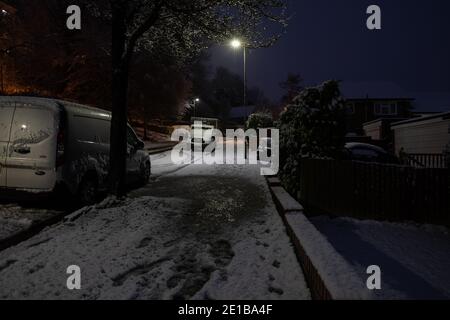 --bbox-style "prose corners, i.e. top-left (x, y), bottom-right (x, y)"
top-left (374, 102), bottom-right (397, 116)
